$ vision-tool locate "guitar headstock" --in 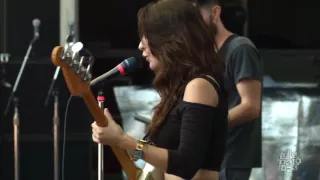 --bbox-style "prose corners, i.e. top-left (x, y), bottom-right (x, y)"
top-left (51, 42), bottom-right (94, 96)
